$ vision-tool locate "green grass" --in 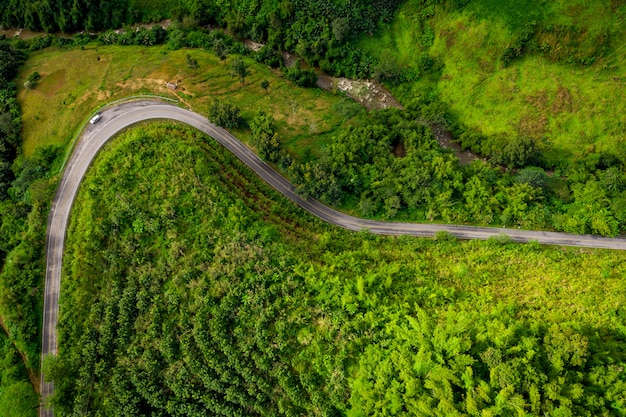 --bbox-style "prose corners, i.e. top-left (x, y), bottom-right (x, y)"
top-left (361, 0), bottom-right (626, 166)
top-left (17, 44), bottom-right (347, 158)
